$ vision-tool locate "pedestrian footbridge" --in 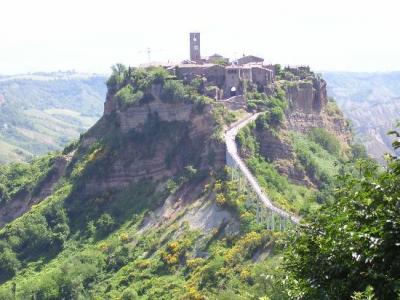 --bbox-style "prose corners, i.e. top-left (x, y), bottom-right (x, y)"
top-left (225, 113), bottom-right (300, 231)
